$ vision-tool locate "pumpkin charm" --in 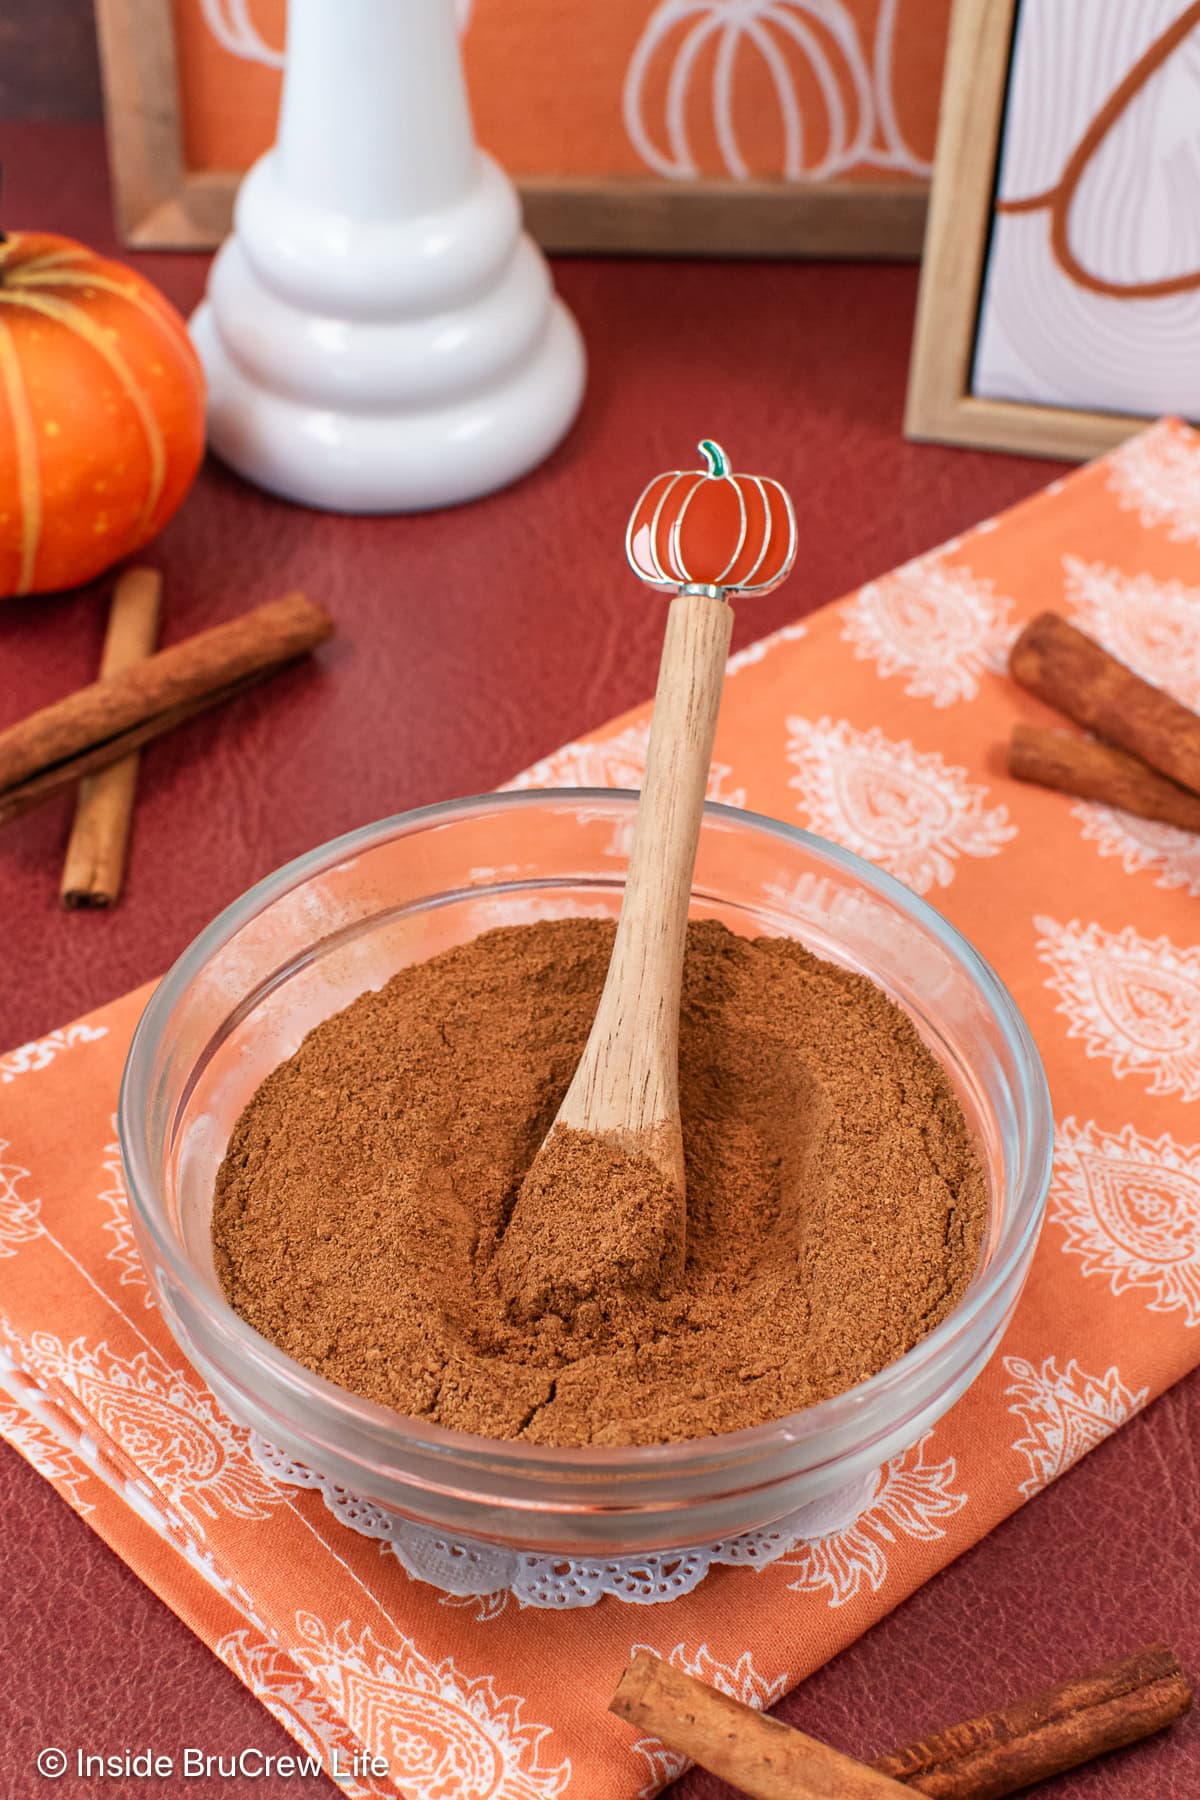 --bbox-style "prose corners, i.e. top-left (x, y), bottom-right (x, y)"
top-left (626, 440), bottom-right (796, 596)
top-left (0, 231), bottom-right (206, 599)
